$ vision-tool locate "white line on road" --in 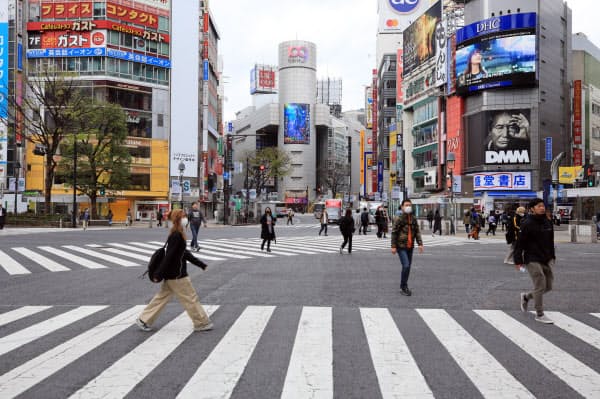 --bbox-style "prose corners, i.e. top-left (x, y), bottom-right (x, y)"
top-left (0, 306), bottom-right (51, 327)
top-left (0, 249), bottom-right (31, 275)
top-left (360, 308), bottom-right (433, 398)
top-left (101, 247), bottom-right (150, 262)
top-left (62, 245), bottom-right (138, 267)
top-left (39, 246), bottom-right (107, 269)
top-left (12, 247), bottom-right (71, 272)
top-left (195, 240), bottom-right (276, 258)
top-left (146, 241), bottom-right (238, 260)
top-left (543, 312), bottom-right (600, 351)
